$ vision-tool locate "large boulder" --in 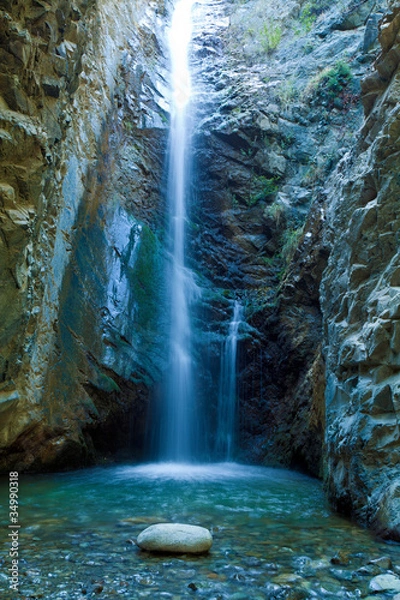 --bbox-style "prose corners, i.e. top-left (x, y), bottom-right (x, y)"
top-left (136, 523), bottom-right (213, 554)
